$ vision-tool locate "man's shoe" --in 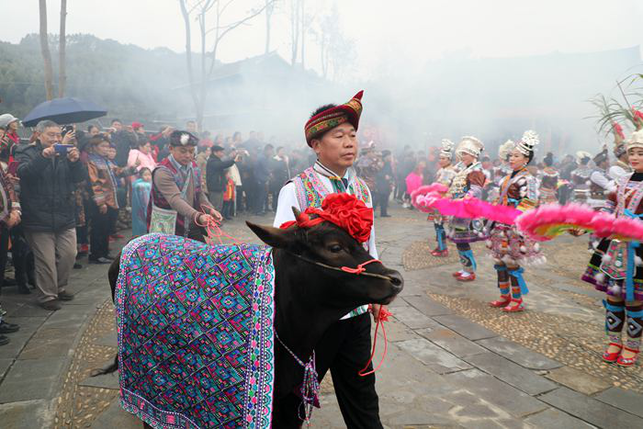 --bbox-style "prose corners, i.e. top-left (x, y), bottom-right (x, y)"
top-left (0, 335), bottom-right (9, 346)
top-left (58, 291), bottom-right (75, 301)
top-left (0, 321), bottom-right (20, 334)
top-left (40, 300), bottom-right (62, 311)
top-left (89, 257), bottom-right (112, 264)
top-left (2, 278), bottom-right (17, 287)
top-left (73, 263), bottom-right (83, 270)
